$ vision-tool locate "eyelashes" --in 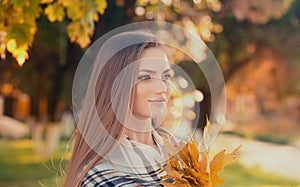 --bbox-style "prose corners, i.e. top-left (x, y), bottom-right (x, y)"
top-left (137, 75), bottom-right (151, 81)
top-left (163, 74), bottom-right (171, 80)
top-left (137, 74), bottom-right (171, 81)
